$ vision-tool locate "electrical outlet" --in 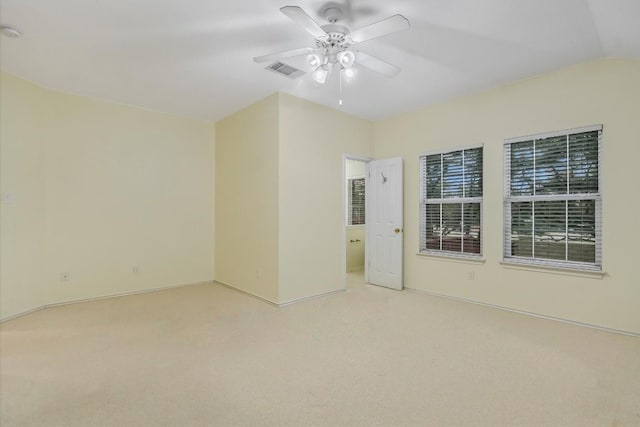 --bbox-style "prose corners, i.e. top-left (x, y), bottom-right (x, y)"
top-left (61, 272), bottom-right (69, 282)
top-left (467, 271), bottom-right (475, 280)
top-left (132, 266), bottom-right (139, 274)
